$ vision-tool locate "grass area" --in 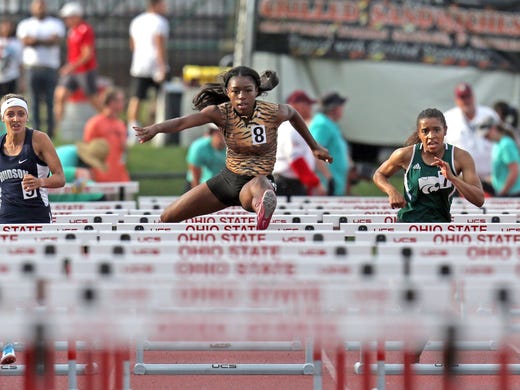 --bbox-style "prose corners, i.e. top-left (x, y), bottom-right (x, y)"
top-left (127, 143), bottom-right (188, 196)
top-left (126, 143), bottom-right (404, 197)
